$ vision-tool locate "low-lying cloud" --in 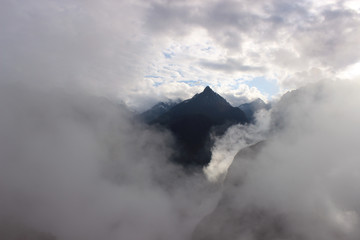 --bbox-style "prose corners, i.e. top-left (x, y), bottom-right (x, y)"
top-left (198, 80), bottom-right (360, 240)
top-left (0, 83), bottom-right (220, 240)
